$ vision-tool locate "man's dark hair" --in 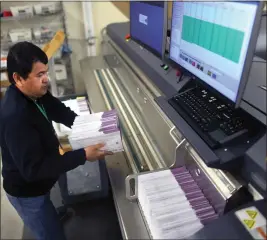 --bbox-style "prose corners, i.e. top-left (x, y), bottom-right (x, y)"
top-left (7, 41), bottom-right (48, 84)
